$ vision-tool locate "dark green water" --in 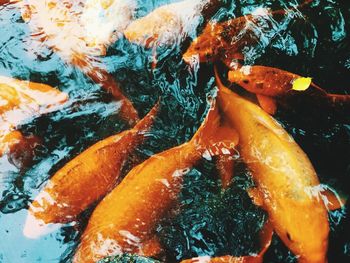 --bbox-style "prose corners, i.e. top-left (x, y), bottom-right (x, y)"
top-left (0, 0), bottom-right (349, 262)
